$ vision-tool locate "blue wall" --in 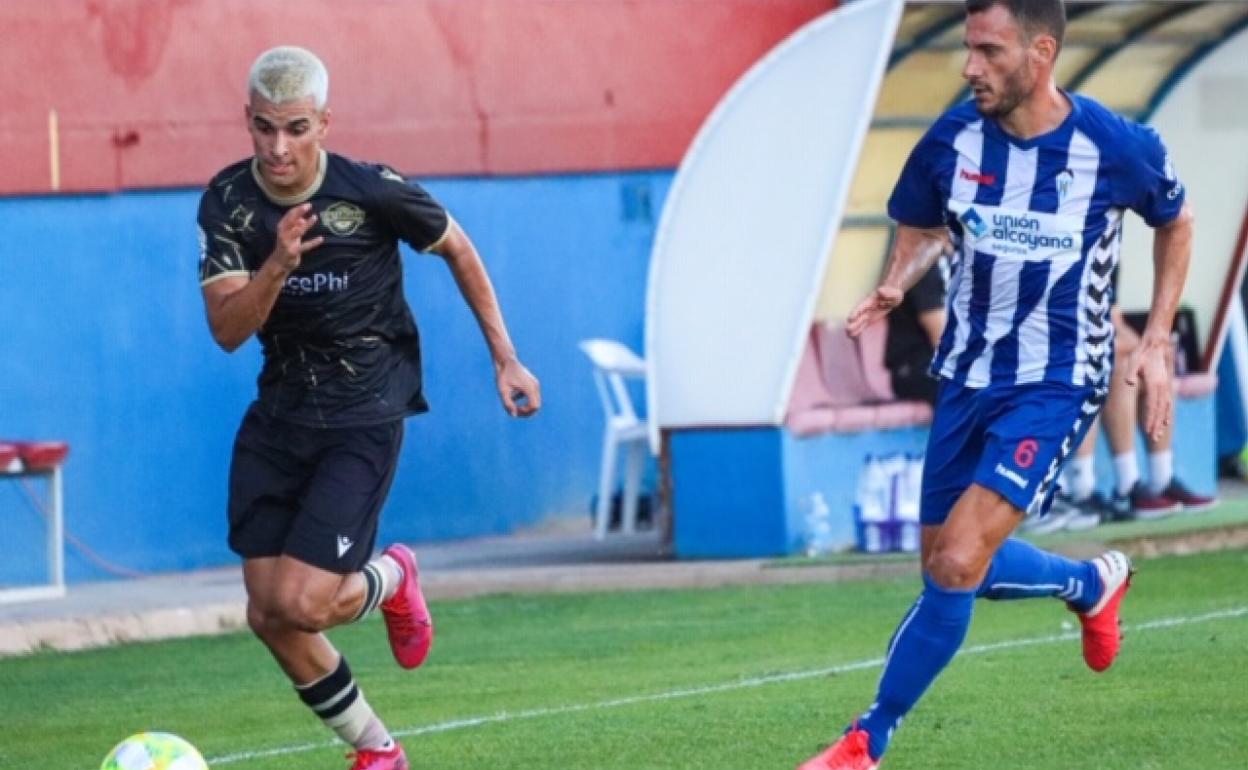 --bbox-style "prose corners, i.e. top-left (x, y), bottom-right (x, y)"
top-left (670, 425), bottom-right (929, 559)
top-left (0, 170), bottom-right (672, 583)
